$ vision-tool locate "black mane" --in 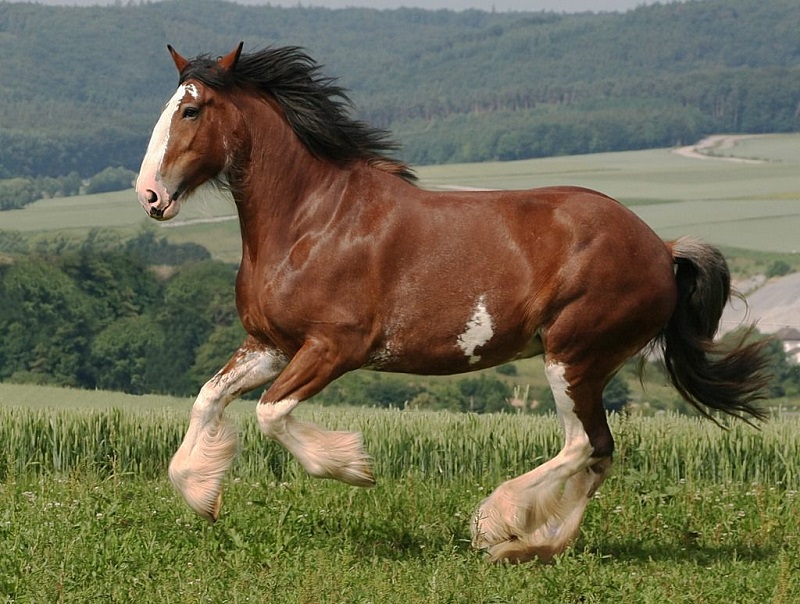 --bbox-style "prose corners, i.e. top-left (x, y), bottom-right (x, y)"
top-left (179, 46), bottom-right (416, 183)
